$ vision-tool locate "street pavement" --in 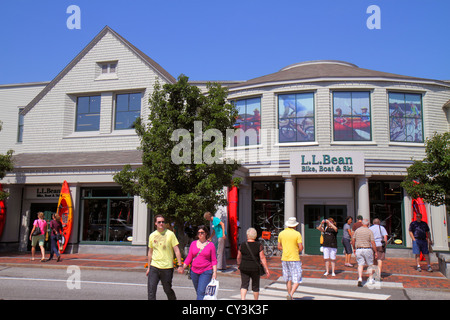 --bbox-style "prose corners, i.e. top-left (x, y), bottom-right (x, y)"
top-left (0, 252), bottom-right (449, 300)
